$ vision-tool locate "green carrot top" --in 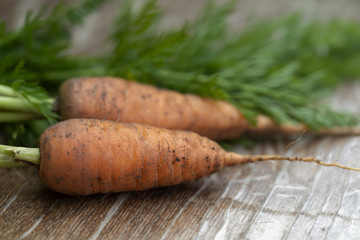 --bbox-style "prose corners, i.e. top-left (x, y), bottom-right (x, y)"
top-left (1, 0), bottom-right (360, 146)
